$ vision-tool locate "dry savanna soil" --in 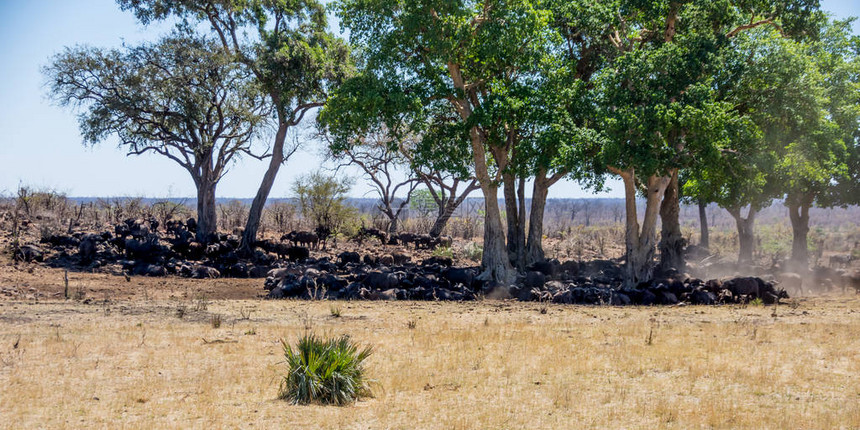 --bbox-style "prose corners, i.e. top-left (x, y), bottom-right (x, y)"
top-left (1, 263), bottom-right (859, 429)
